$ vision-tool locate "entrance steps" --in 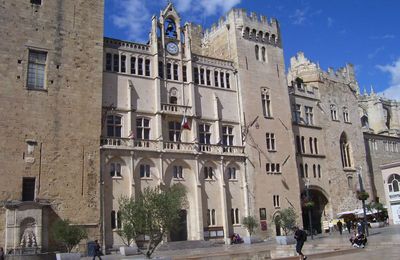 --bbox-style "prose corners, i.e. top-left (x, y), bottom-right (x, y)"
top-left (158, 240), bottom-right (220, 251)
